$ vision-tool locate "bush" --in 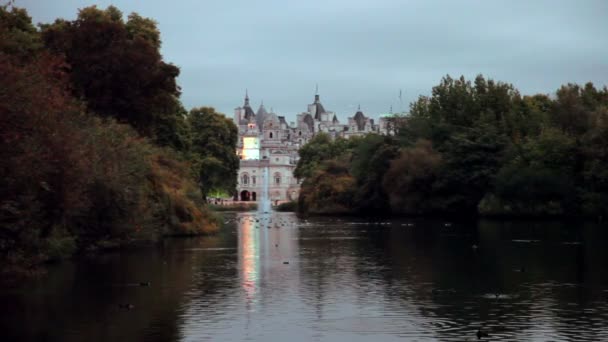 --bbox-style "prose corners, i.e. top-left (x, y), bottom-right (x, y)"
top-left (275, 201), bottom-right (297, 212)
top-left (208, 203), bottom-right (257, 212)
